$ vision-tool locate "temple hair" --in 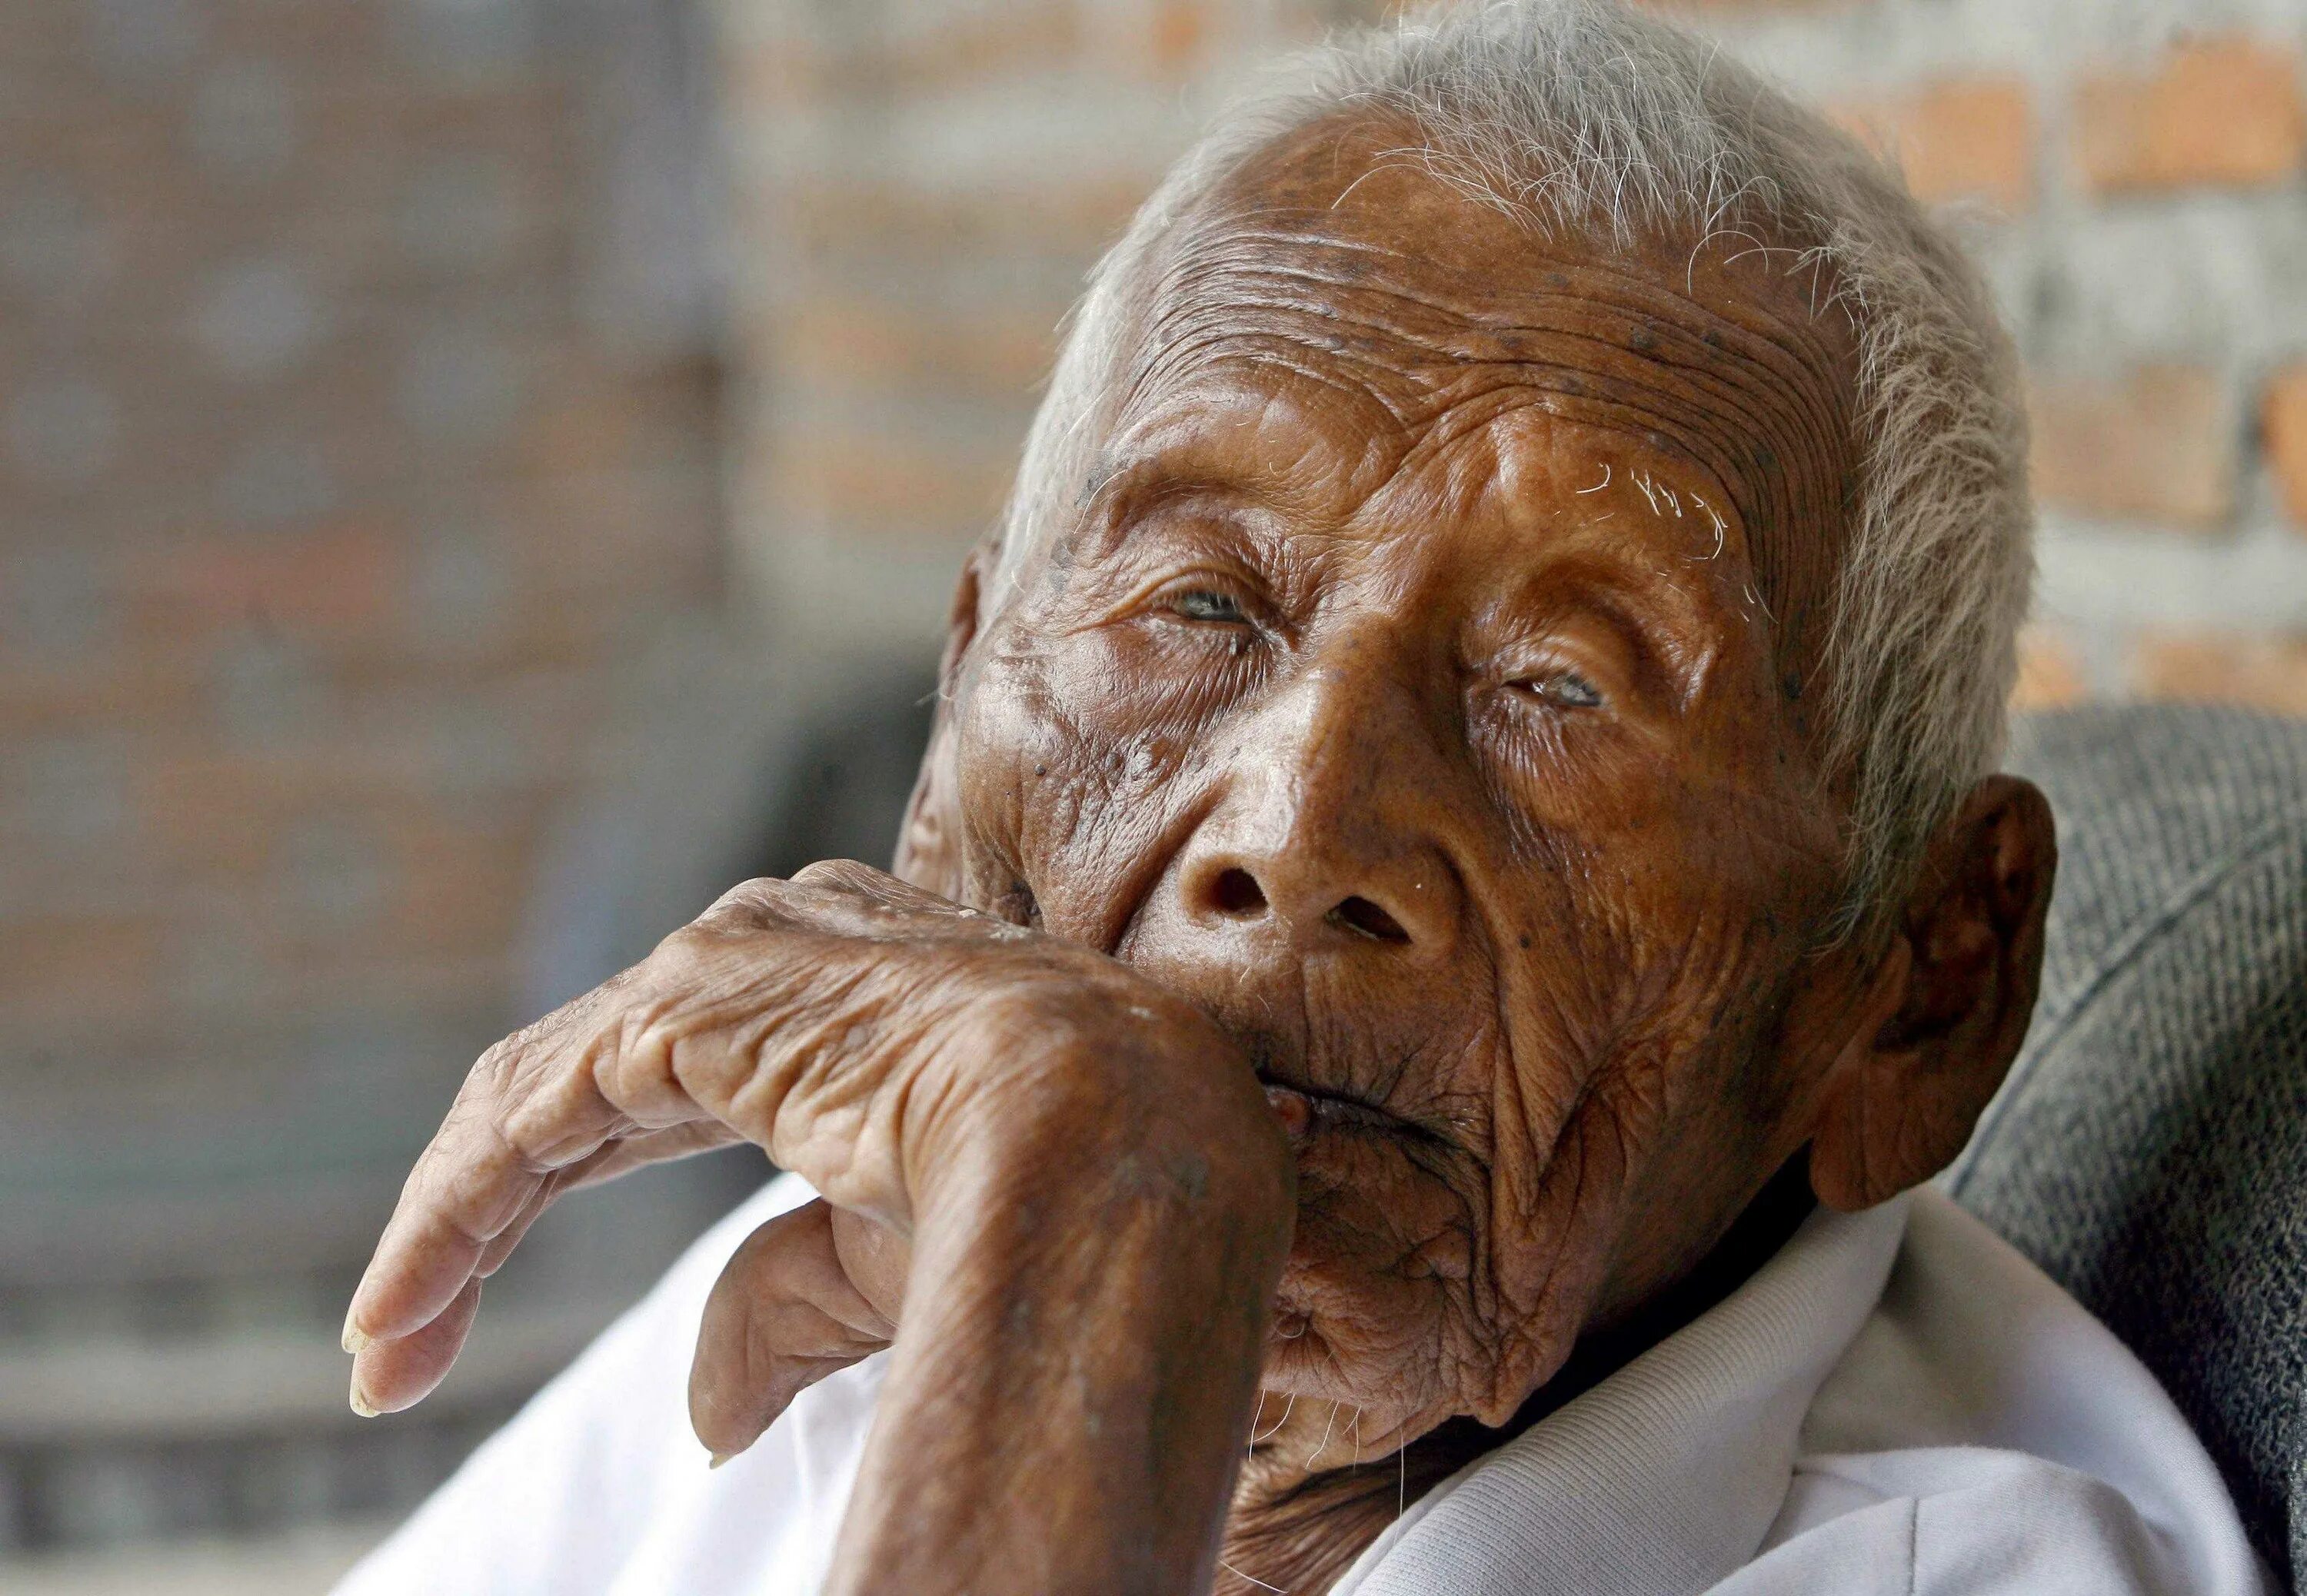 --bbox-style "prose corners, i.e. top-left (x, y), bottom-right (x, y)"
top-left (984, 0), bottom-right (2032, 938)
